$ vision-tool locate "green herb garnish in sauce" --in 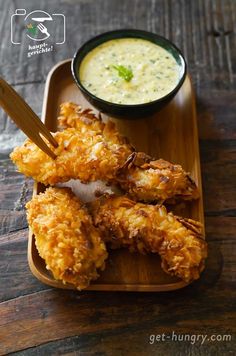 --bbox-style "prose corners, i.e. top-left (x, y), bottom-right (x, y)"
top-left (113, 65), bottom-right (133, 82)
